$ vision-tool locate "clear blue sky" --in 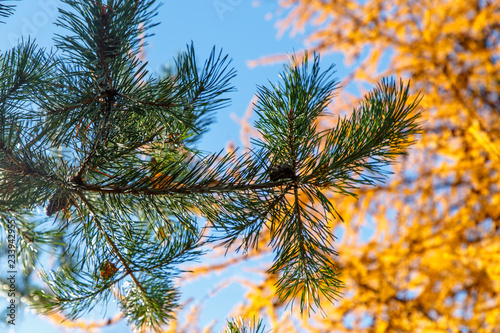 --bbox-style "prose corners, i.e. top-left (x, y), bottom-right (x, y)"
top-left (0, 1), bottom-right (351, 332)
